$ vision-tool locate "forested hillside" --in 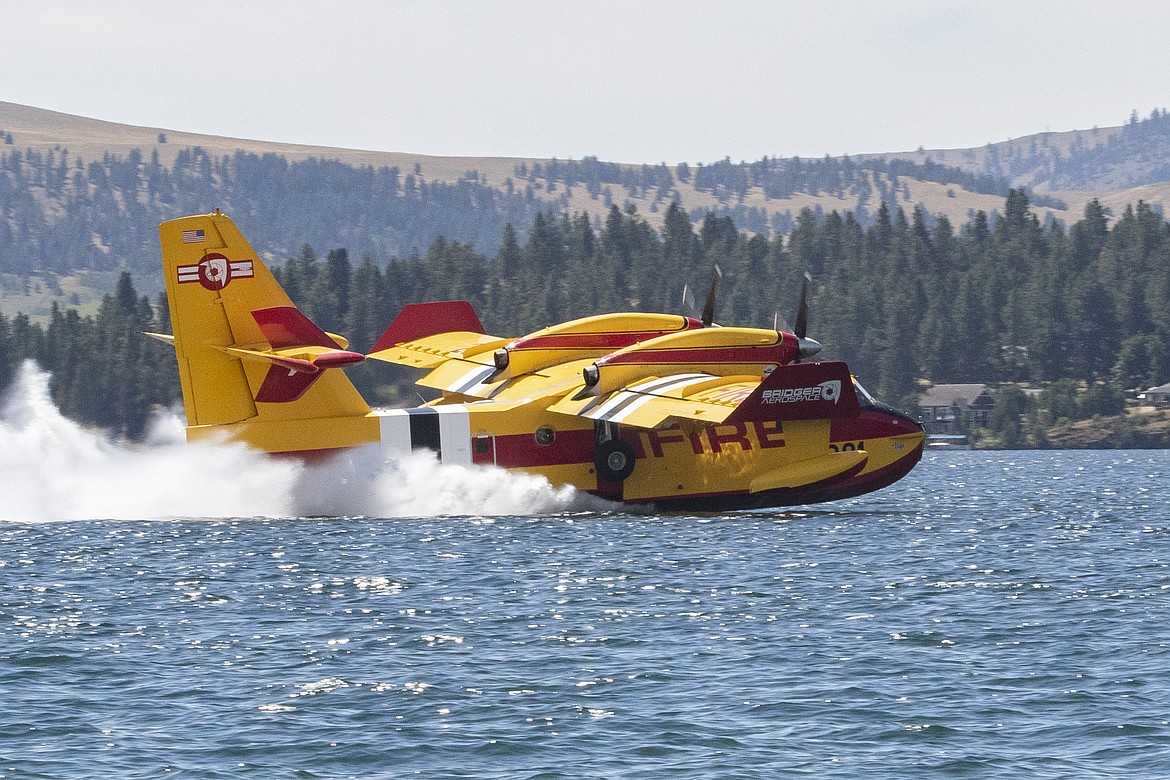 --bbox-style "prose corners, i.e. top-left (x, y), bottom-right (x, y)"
top-left (0, 145), bottom-right (543, 280)
top-left (2, 193), bottom-right (1168, 440)
top-left (0, 140), bottom-right (1051, 290)
top-left (4, 103), bottom-right (1170, 297)
top-left (510, 151), bottom-right (1070, 236)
